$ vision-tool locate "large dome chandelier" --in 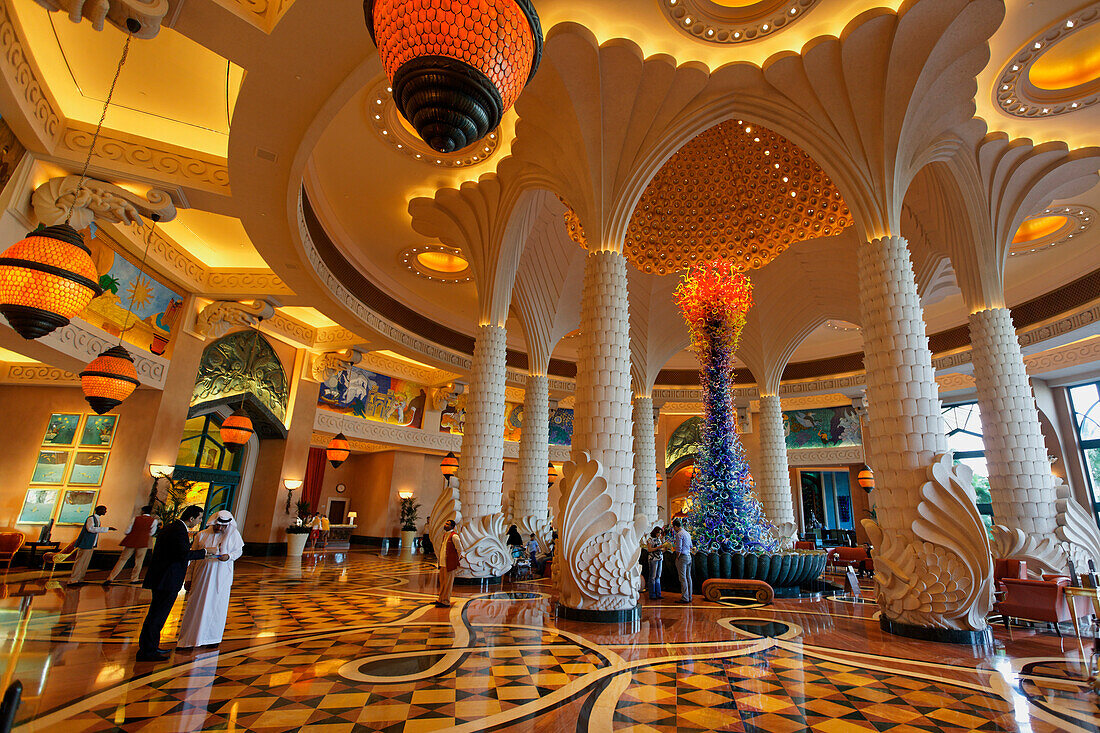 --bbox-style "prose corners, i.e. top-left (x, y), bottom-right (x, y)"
top-left (364, 0), bottom-right (543, 153)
